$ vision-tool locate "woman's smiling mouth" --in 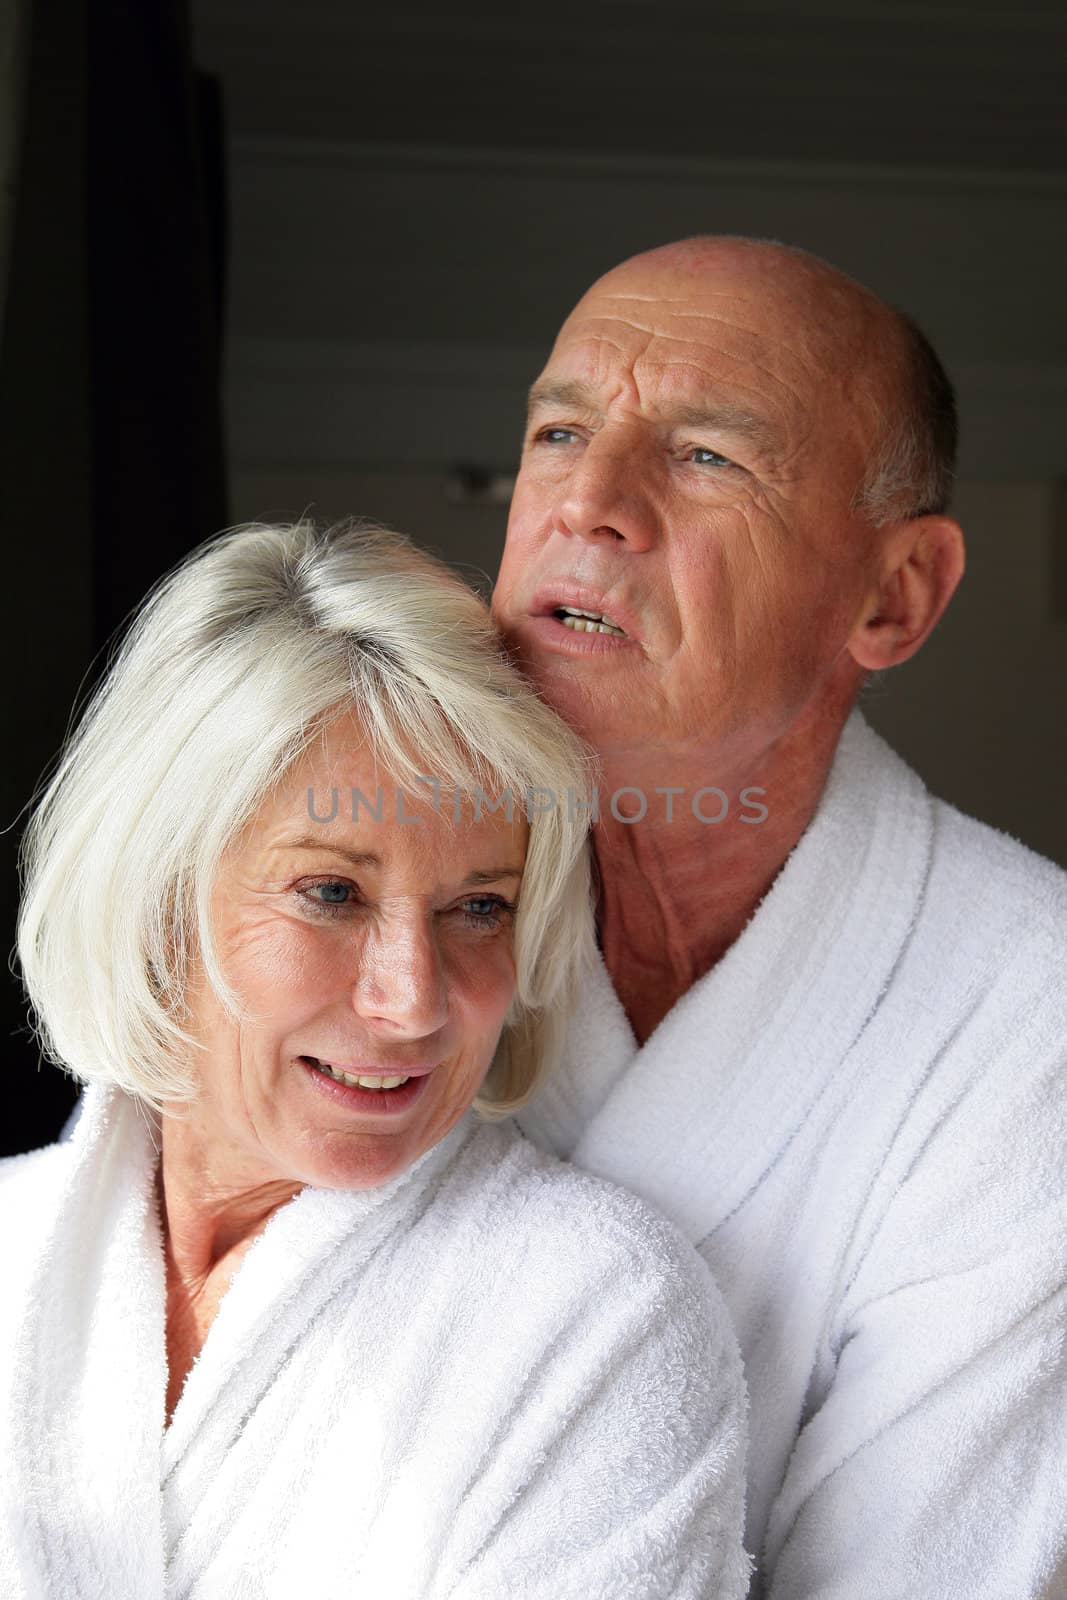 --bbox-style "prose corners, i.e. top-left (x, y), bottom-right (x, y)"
top-left (299, 1056), bottom-right (433, 1113)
